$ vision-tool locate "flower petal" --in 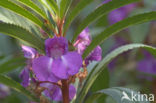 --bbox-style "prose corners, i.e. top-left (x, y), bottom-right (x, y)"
top-left (75, 28), bottom-right (91, 54)
top-left (78, 27), bottom-right (91, 43)
top-left (42, 84), bottom-right (76, 101)
top-left (52, 58), bottom-right (69, 79)
top-left (137, 59), bottom-right (156, 74)
top-left (45, 37), bottom-right (68, 58)
top-left (108, 8), bottom-right (127, 25)
top-left (62, 52), bottom-right (83, 76)
top-left (20, 68), bottom-right (30, 87)
top-left (32, 56), bottom-right (59, 82)
top-left (0, 84), bottom-right (10, 98)
top-left (69, 85), bottom-right (76, 100)
top-left (87, 46), bottom-right (102, 61)
top-left (42, 83), bottom-right (62, 101)
top-left (52, 52), bottom-right (82, 79)
top-left (76, 42), bottom-right (87, 55)
top-left (21, 45), bottom-right (37, 59)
